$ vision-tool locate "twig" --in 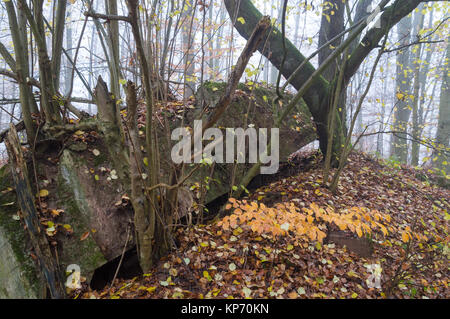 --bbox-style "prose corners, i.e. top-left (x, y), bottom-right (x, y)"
top-left (109, 224), bottom-right (131, 292)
